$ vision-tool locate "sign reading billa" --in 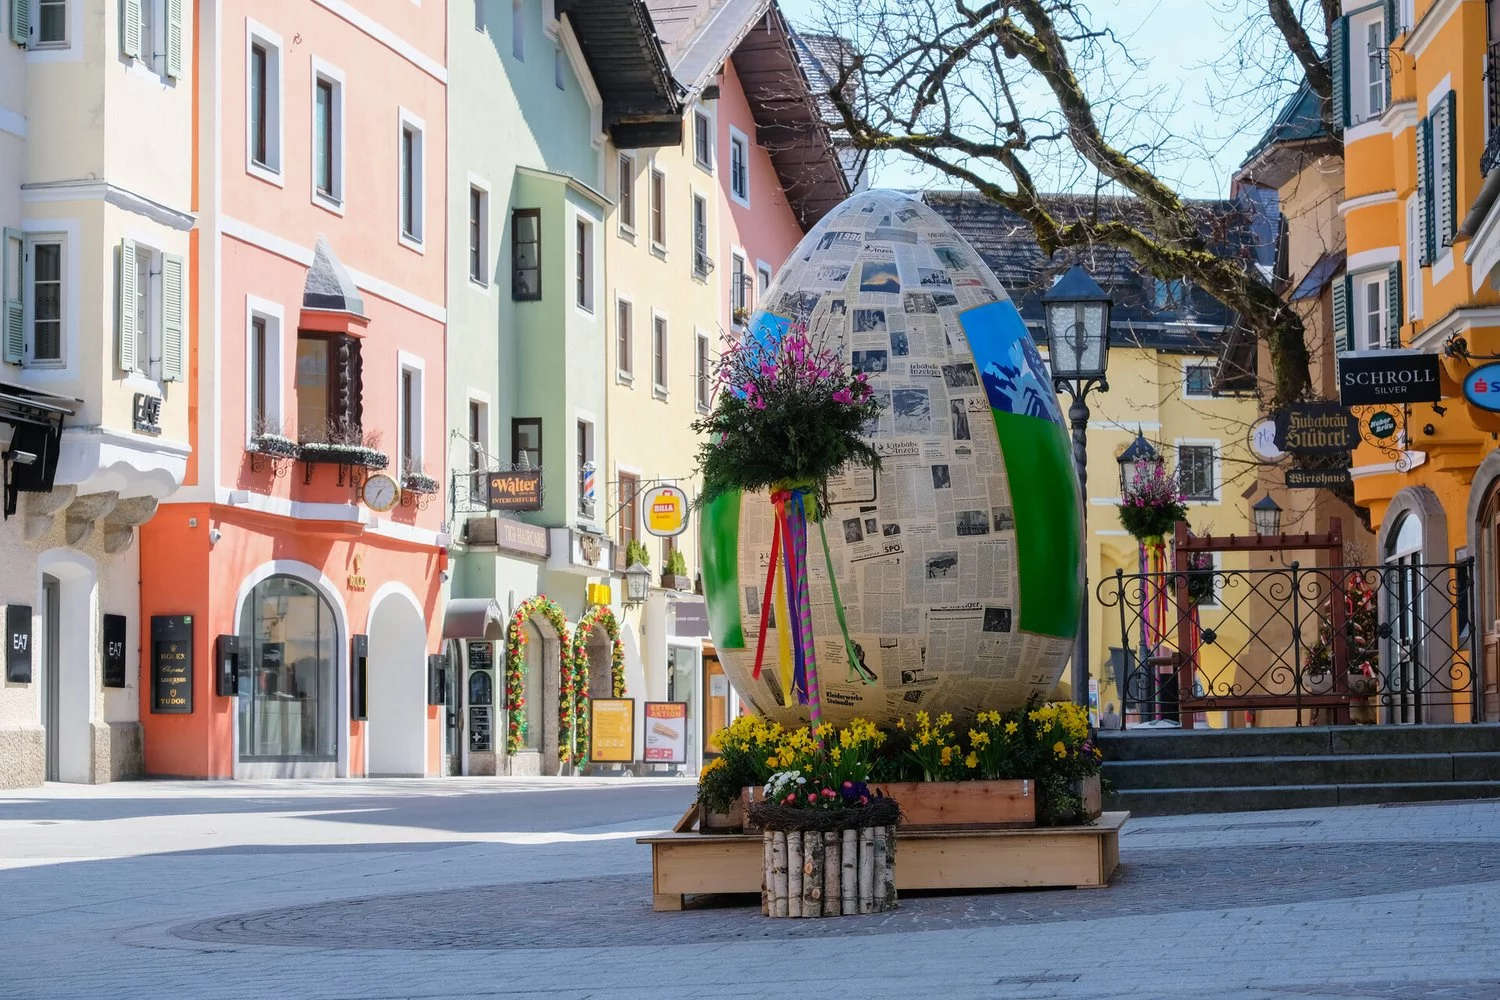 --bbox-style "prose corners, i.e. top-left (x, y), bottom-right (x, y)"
top-left (643, 485), bottom-right (689, 537)
top-left (1273, 404), bottom-right (1358, 454)
top-left (1339, 352), bottom-right (1441, 405)
top-left (1463, 362), bottom-right (1500, 413)
top-left (487, 470), bottom-right (543, 511)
